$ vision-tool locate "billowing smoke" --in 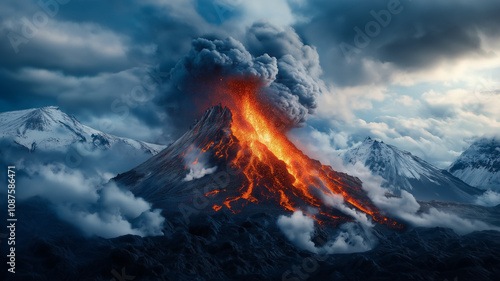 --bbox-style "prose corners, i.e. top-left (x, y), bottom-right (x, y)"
top-left (277, 211), bottom-right (375, 254)
top-left (182, 145), bottom-right (217, 182)
top-left (277, 211), bottom-right (318, 252)
top-left (164, 21), bottom-right (322, 134)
